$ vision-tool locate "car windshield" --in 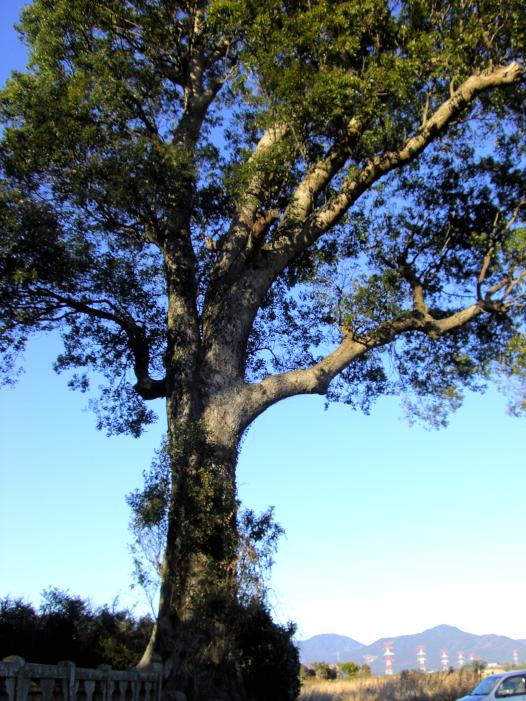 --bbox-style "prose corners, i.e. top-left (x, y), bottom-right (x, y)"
top-left (471, 677), bottom-right (504, 696)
